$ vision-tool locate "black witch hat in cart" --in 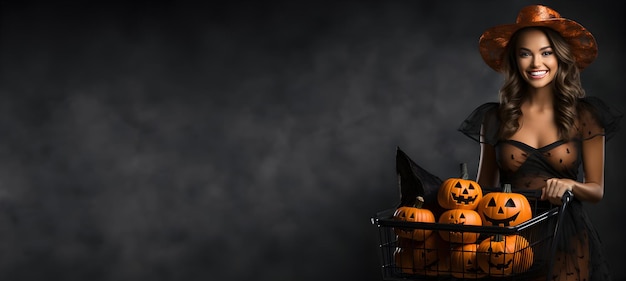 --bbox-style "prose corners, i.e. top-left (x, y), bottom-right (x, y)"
top-left (396, 147), bottom-right (445, 217)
